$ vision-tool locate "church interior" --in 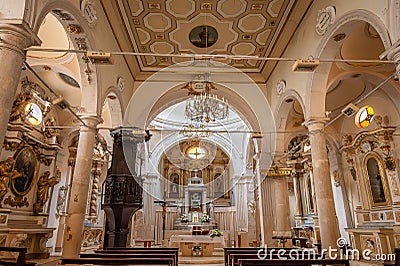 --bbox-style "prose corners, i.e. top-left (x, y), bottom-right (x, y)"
top-left (1, 0), bottom-right (400, 265)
